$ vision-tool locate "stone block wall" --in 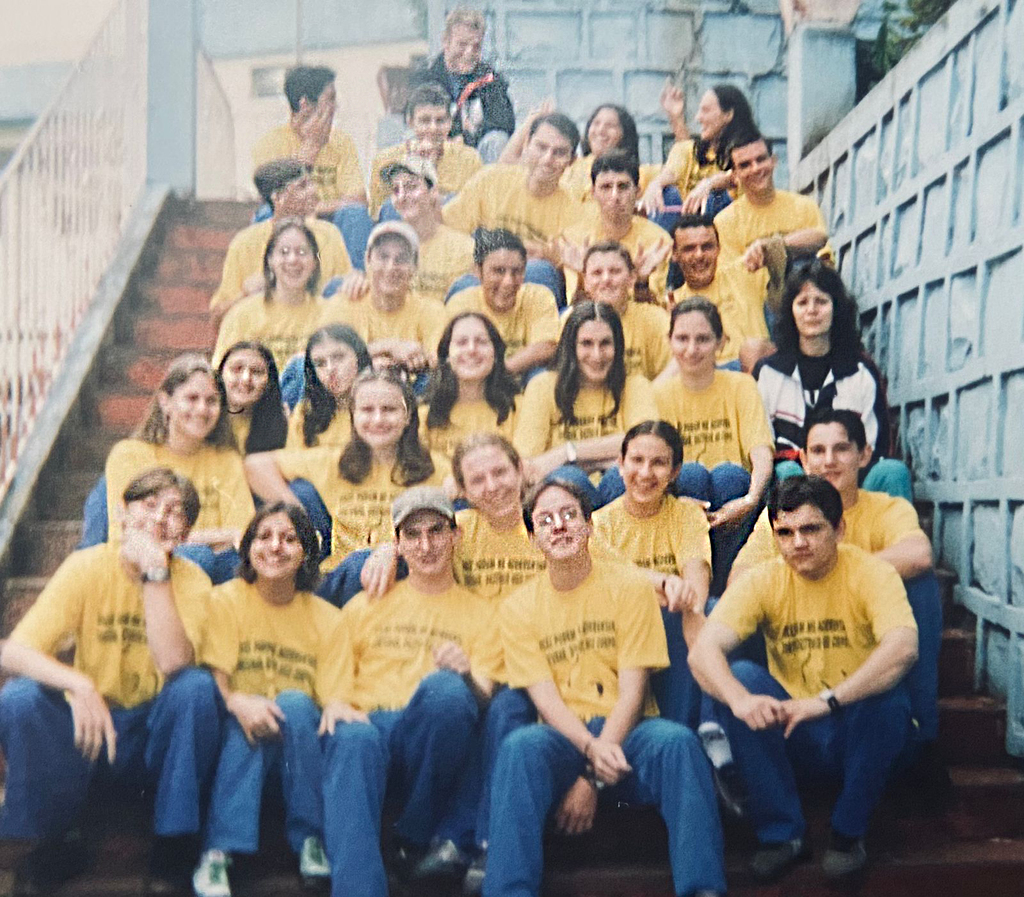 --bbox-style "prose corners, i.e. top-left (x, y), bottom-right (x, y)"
top-left (793, 0), bottom-right (1024, 755)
